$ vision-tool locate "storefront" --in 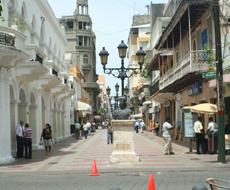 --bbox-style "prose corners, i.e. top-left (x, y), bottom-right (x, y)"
top-left (181, 81), bottom-right (216, 132)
